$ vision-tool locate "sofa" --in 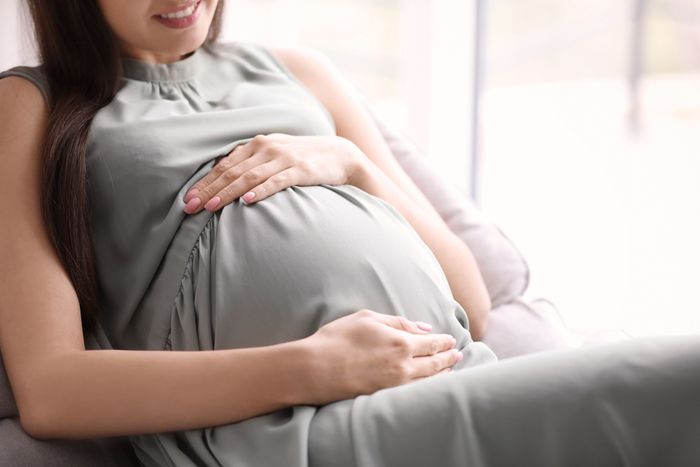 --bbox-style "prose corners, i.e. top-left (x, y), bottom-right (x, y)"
top-left (0, 90), bottom-right (574, 467)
